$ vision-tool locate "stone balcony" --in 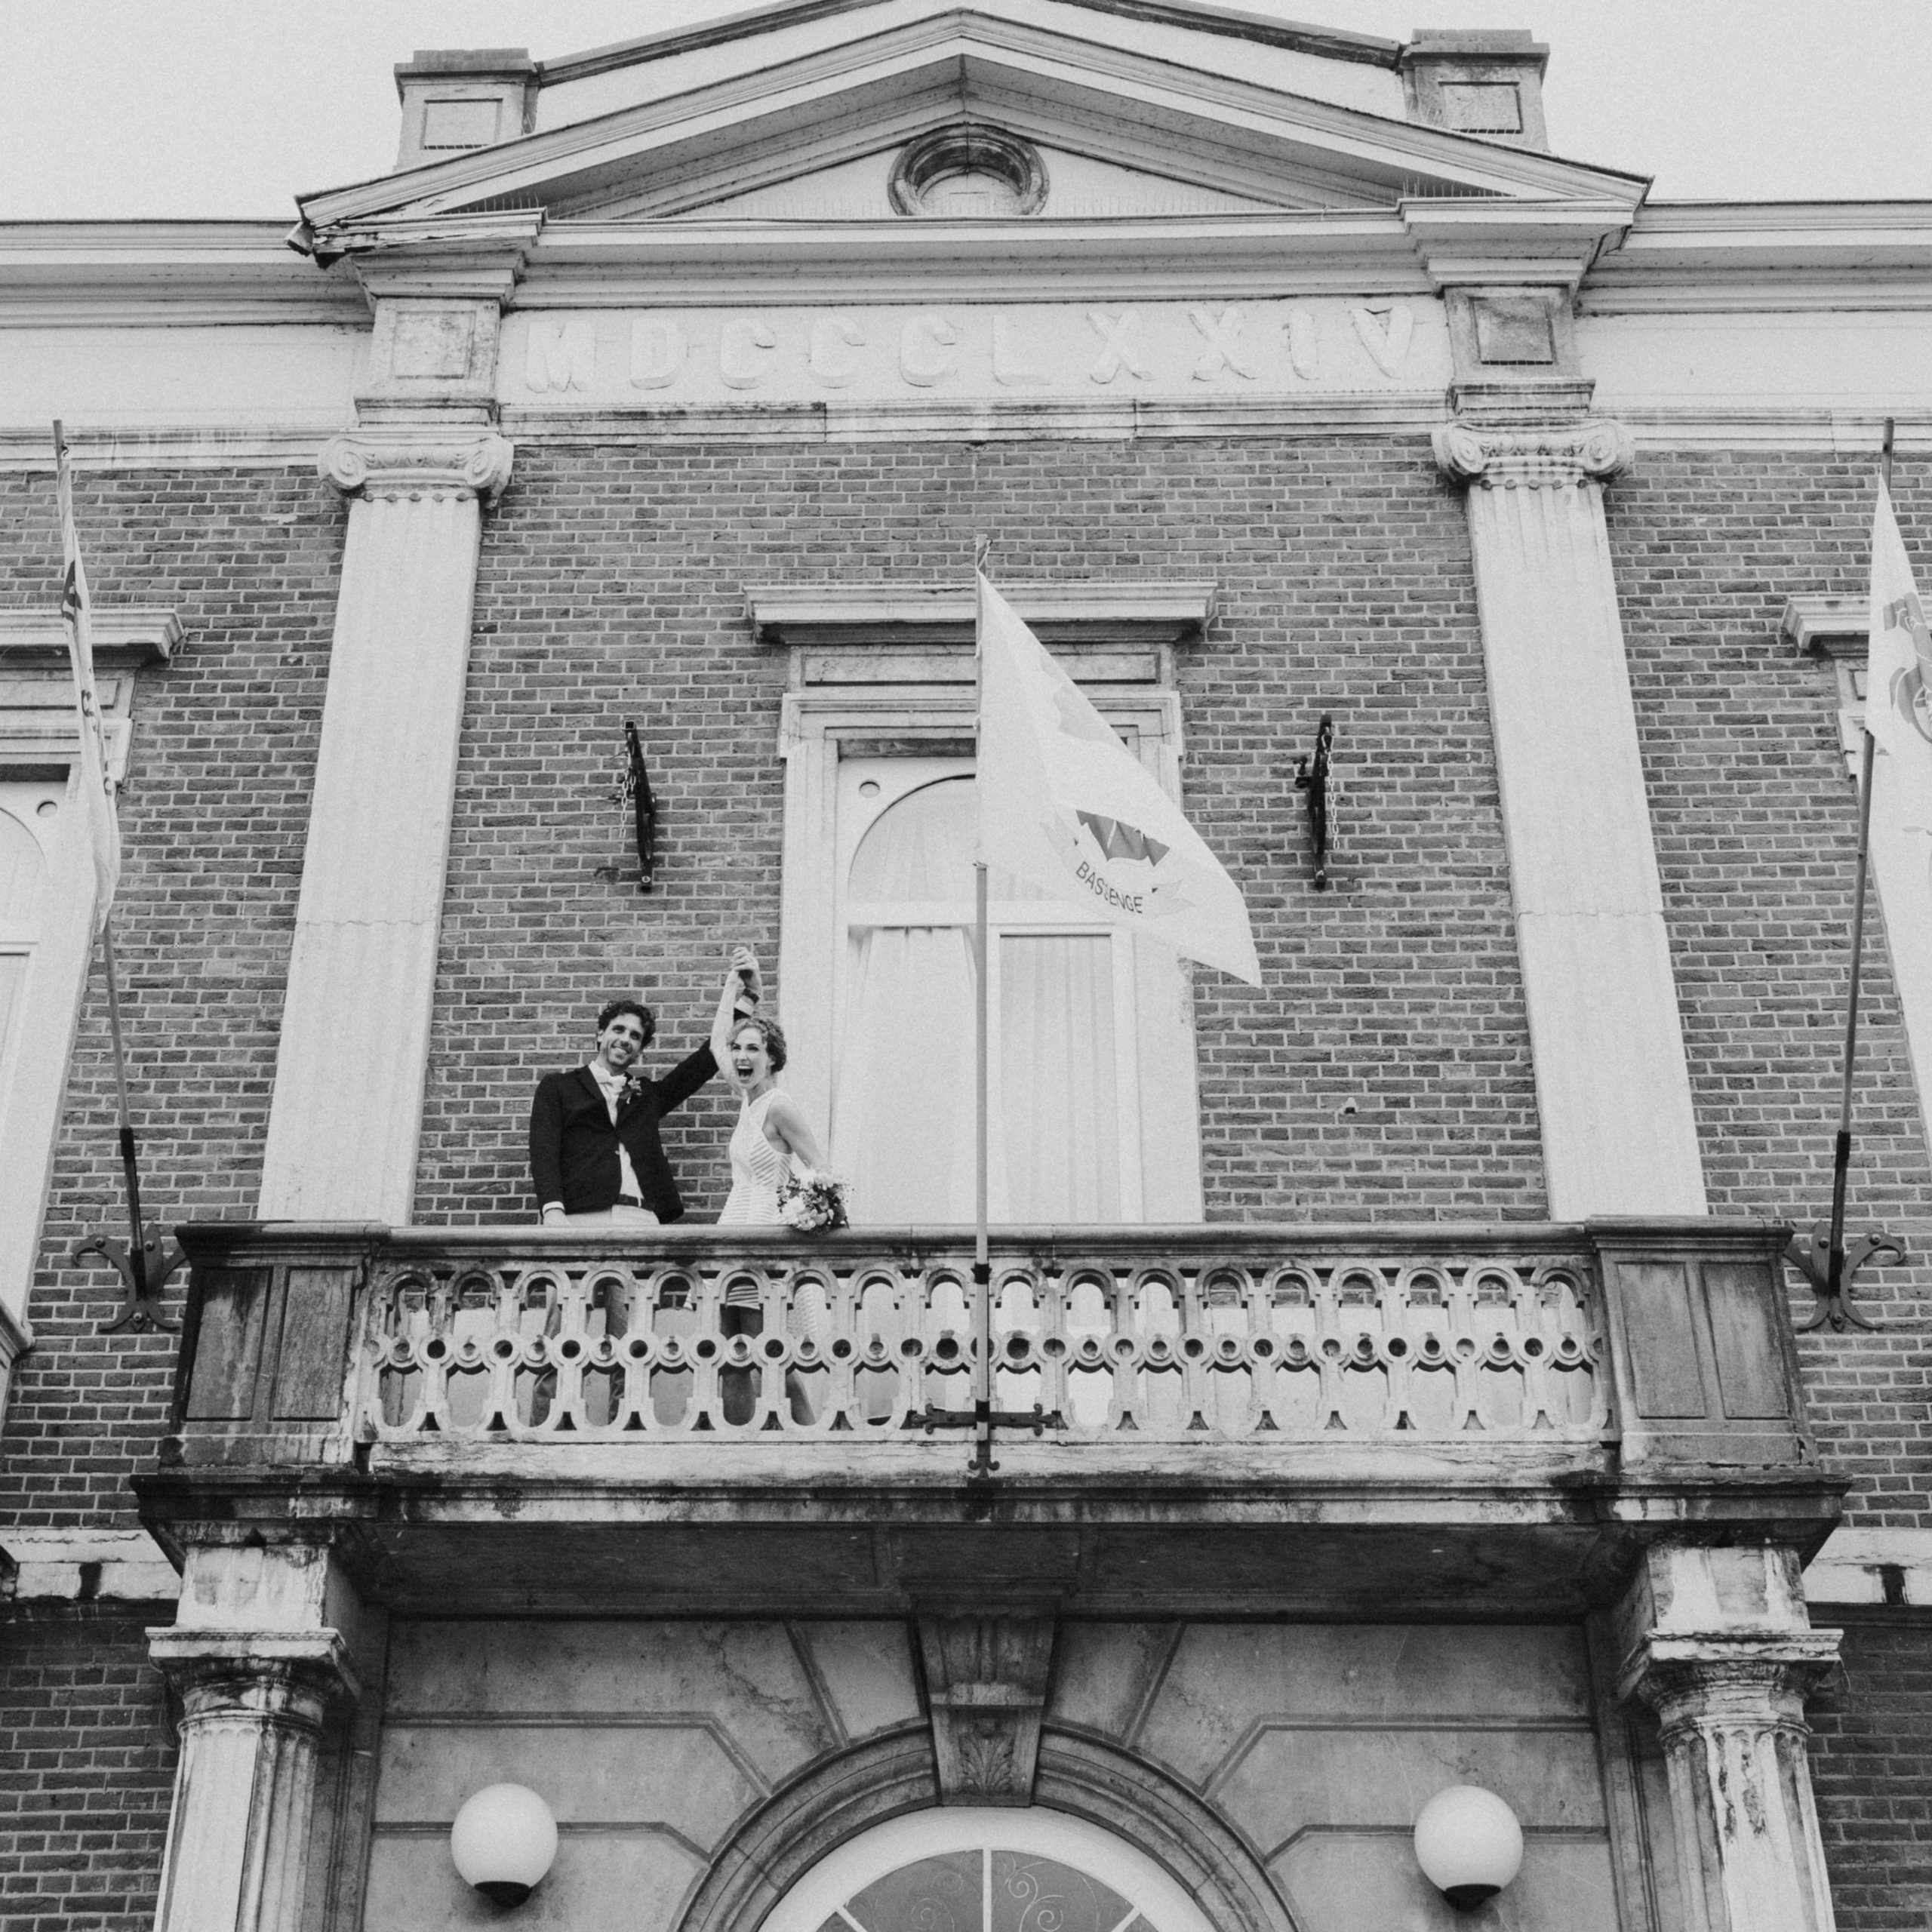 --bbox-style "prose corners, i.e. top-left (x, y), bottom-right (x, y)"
top-left (136, 1219), bottom-right (1844, 1618)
